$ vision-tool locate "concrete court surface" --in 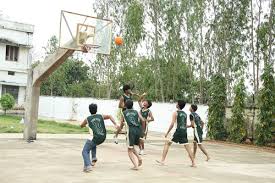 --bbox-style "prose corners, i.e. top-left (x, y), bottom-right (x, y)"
top-left (0, 134), bottom-right (275, 183)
